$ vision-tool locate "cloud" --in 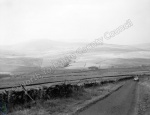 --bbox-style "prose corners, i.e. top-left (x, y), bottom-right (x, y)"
top-left (0, 0), bottom-right (150, 45)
